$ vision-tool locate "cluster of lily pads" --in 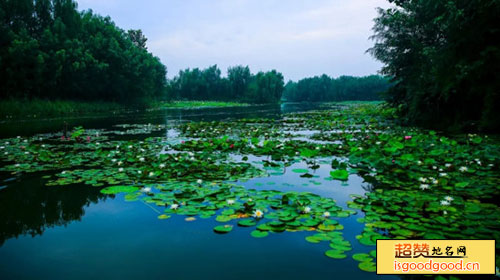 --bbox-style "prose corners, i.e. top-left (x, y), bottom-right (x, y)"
top-left (1, 102), bottom-right (499, 276)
